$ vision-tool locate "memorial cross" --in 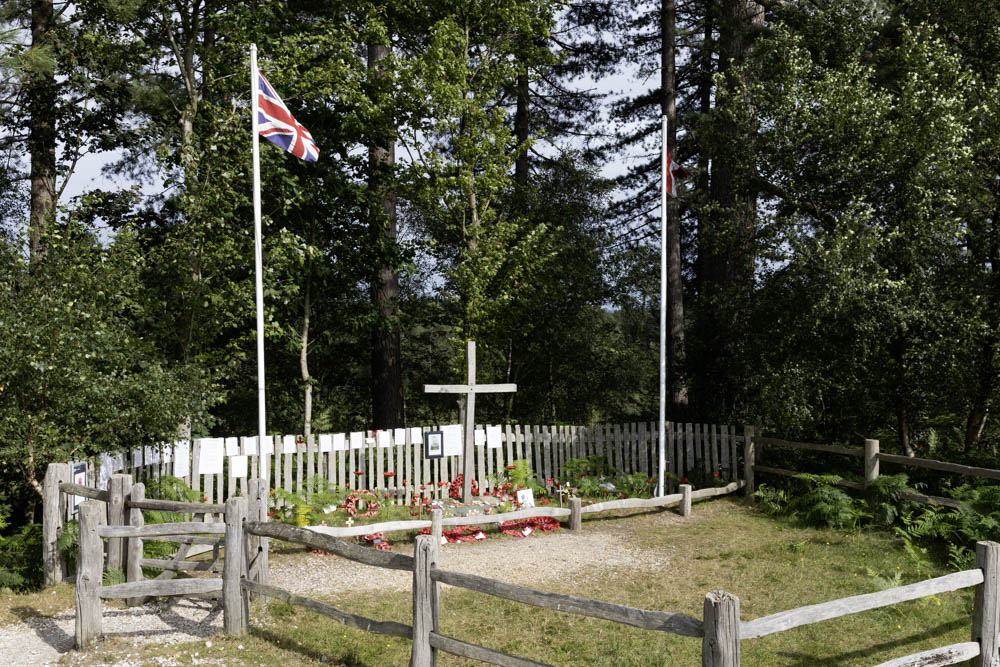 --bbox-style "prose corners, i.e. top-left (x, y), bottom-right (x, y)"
top-left (423, 340), bottom-right (516, 502)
